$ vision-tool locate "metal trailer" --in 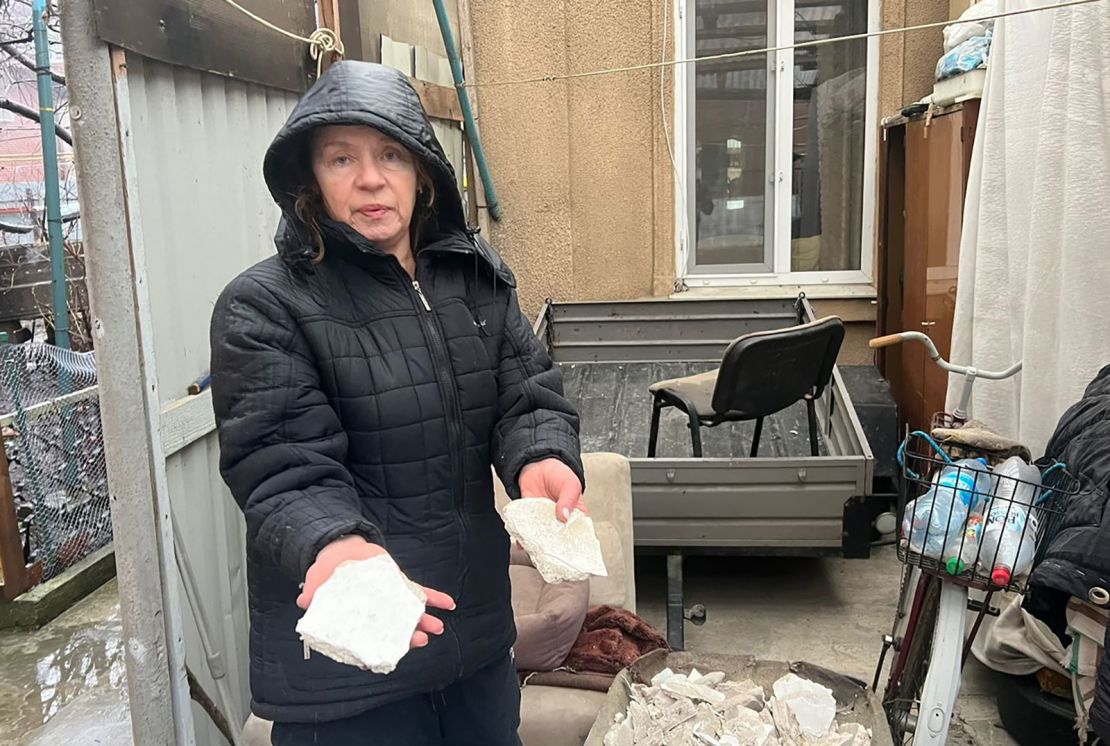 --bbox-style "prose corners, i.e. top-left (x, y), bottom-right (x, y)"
top-left (535, 295), bottom-right (883, 649)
